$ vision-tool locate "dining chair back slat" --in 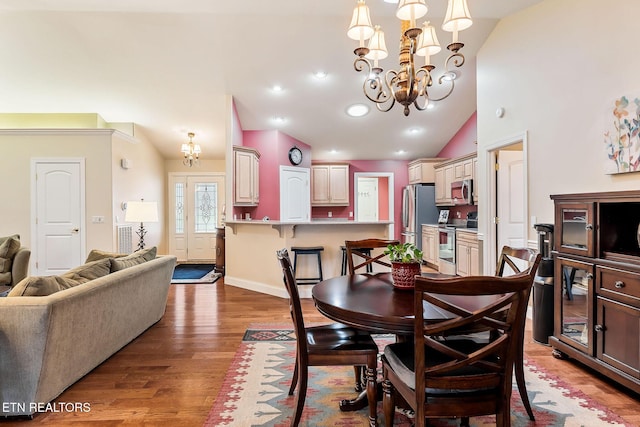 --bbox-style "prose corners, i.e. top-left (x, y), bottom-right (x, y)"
top-left (345, 238), bottom-right (400, 275)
